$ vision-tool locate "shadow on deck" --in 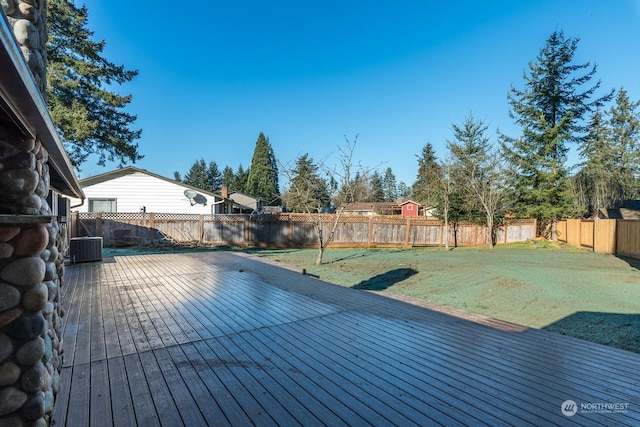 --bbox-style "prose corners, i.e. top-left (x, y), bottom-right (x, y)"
top-left (52, 251), bottom-right (640, 426)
